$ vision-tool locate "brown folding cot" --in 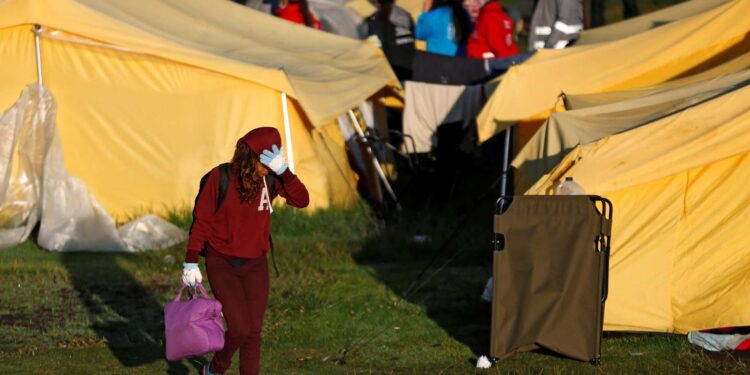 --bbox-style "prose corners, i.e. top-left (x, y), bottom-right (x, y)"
top-left (491, 195), bottom-right (612, 365)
